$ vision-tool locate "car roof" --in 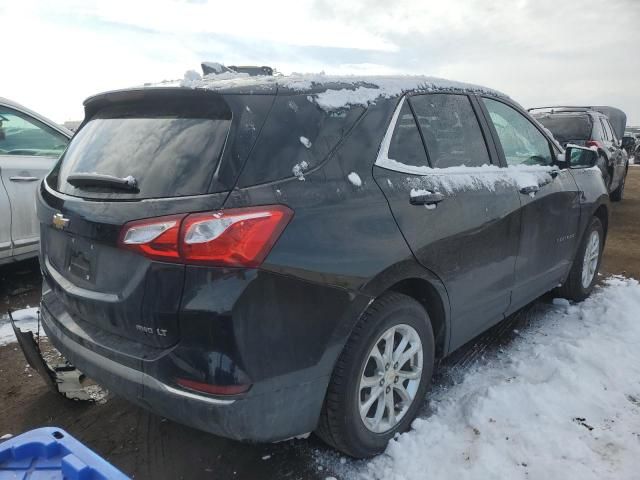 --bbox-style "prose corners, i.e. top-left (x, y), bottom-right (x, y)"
top-left (84, 73), bottom-right (511, 113)
top-left (0, 96), bottom-right (73, 138)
